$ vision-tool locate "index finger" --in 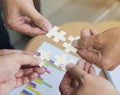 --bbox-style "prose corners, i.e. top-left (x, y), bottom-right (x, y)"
top-left (14, 54), bottom-right (41, 66)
